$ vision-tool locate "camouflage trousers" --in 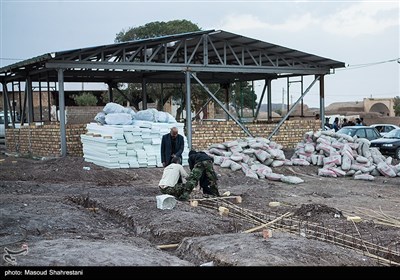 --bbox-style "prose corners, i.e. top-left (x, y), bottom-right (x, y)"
top-left (159, 183), bottom-right (192, 201)
top-left (186, 160), bottom-right (219, 197)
